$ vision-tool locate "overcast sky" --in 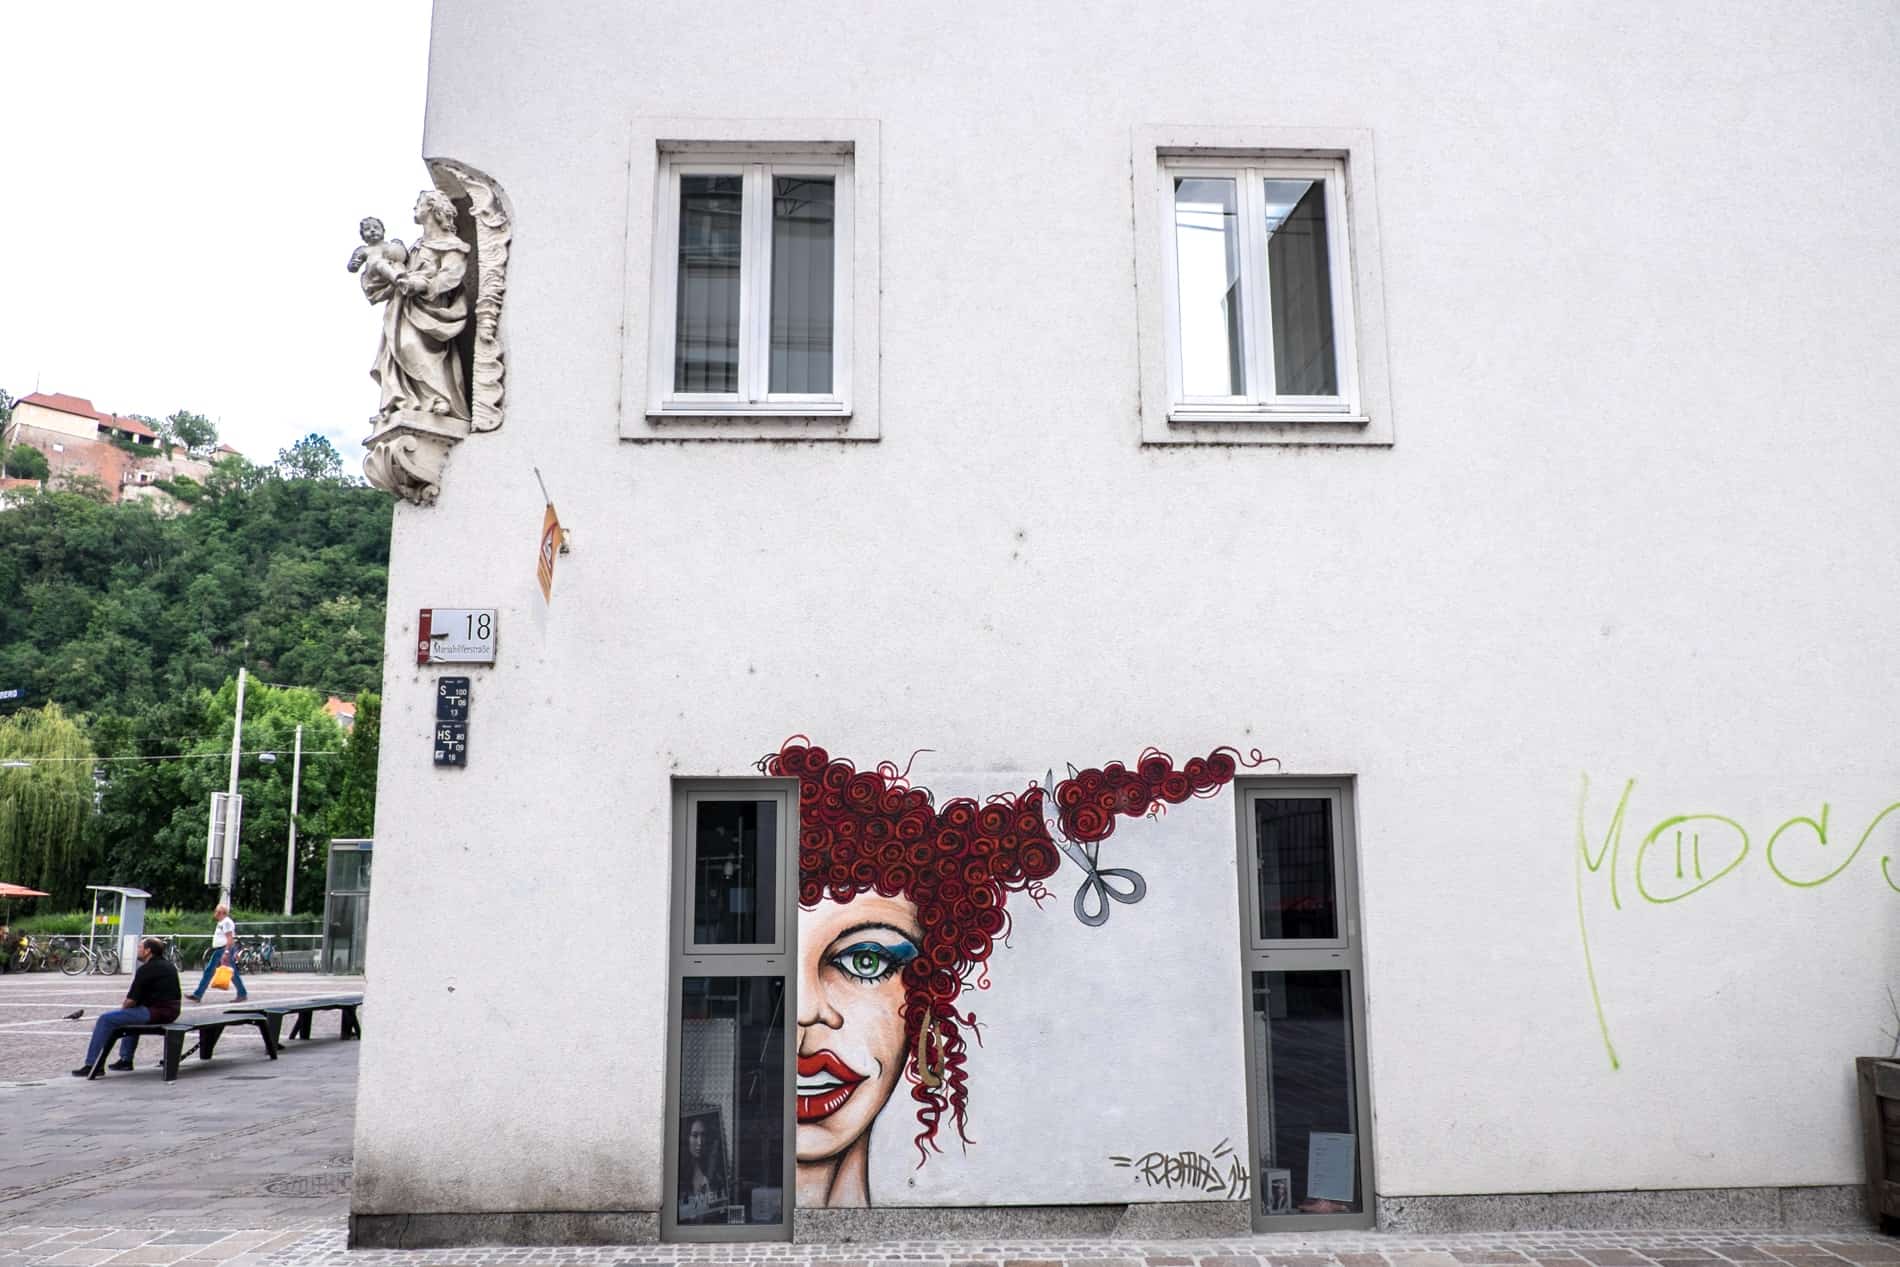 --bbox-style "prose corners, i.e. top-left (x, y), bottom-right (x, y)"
top-left (1, 1), bottom-right (434, 467)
